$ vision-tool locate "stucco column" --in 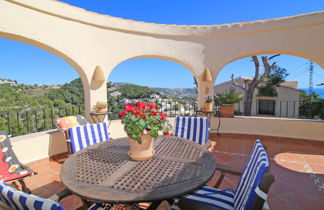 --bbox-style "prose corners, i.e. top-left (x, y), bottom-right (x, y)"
top-left (196, 67), bottom-right (215, 109)
top-left (197, 80), bottom-right (215, 109)
top-left (83, 66), bottom-right (108, 123)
